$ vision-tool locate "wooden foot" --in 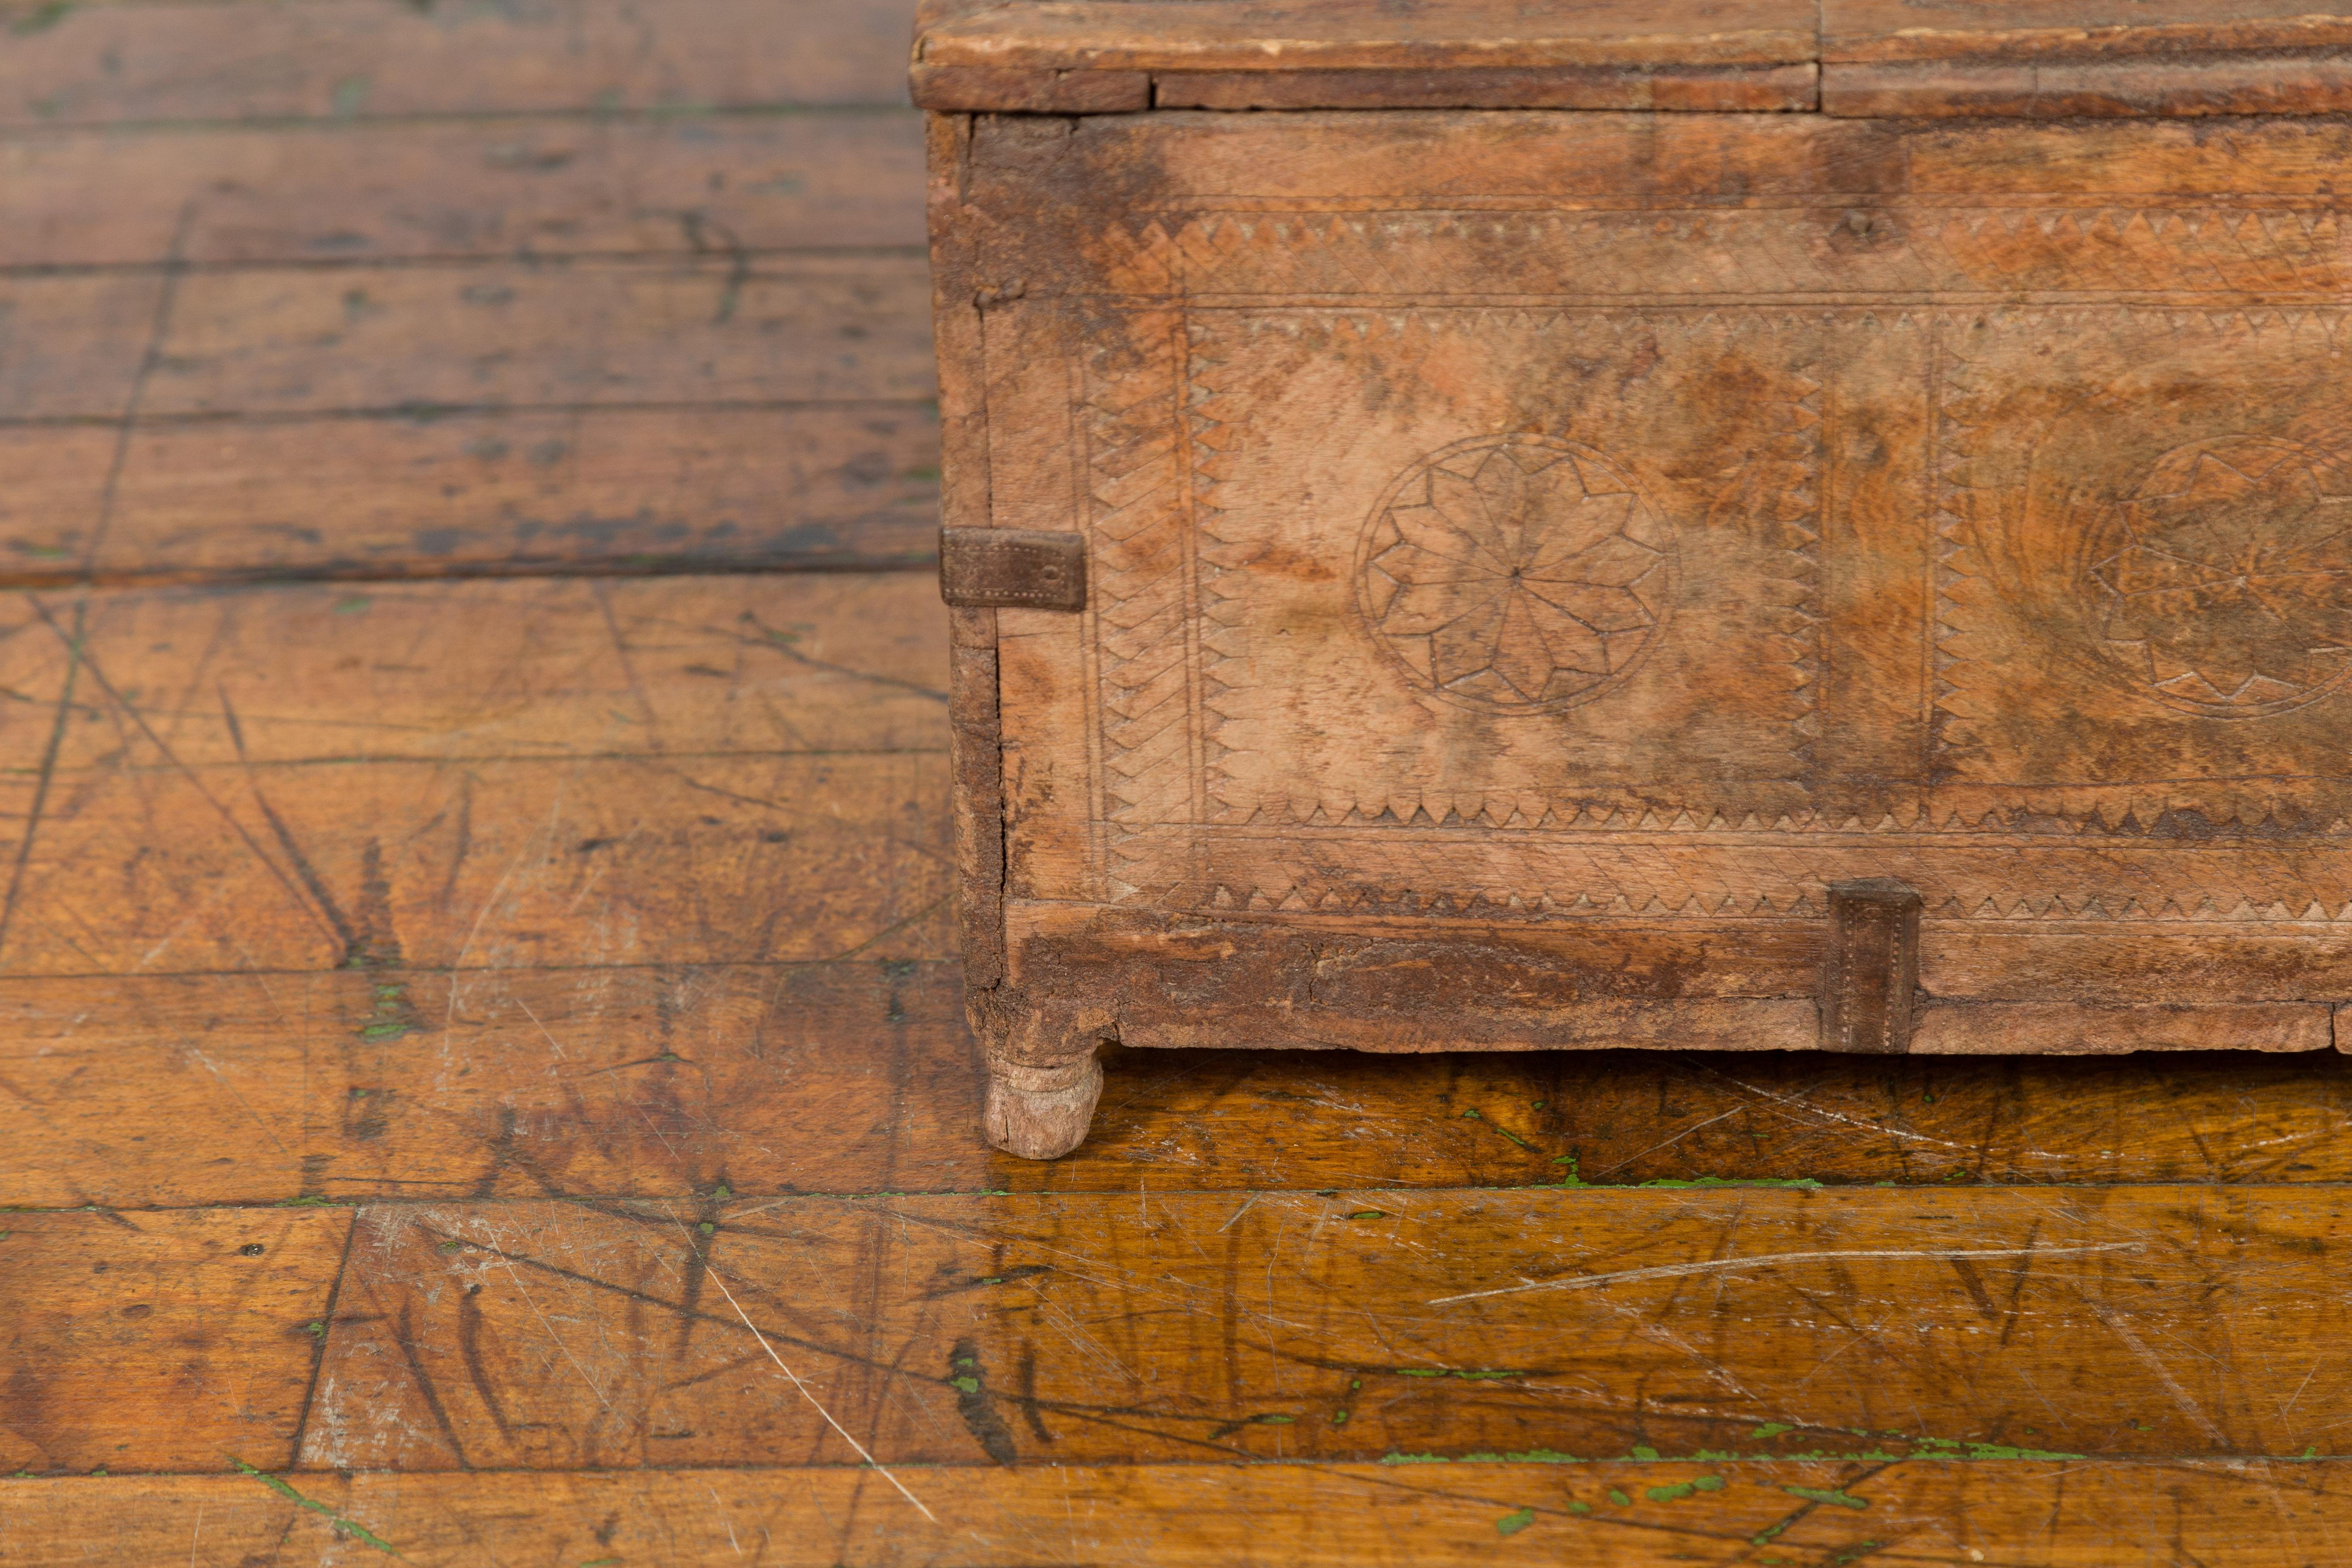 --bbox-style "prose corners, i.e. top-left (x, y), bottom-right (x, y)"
top-left (984, 1054), bottom-right (1105, 1160)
